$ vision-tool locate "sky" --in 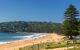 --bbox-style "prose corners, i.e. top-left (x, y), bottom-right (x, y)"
top-left (0, 0), bottom-right (80, 23)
